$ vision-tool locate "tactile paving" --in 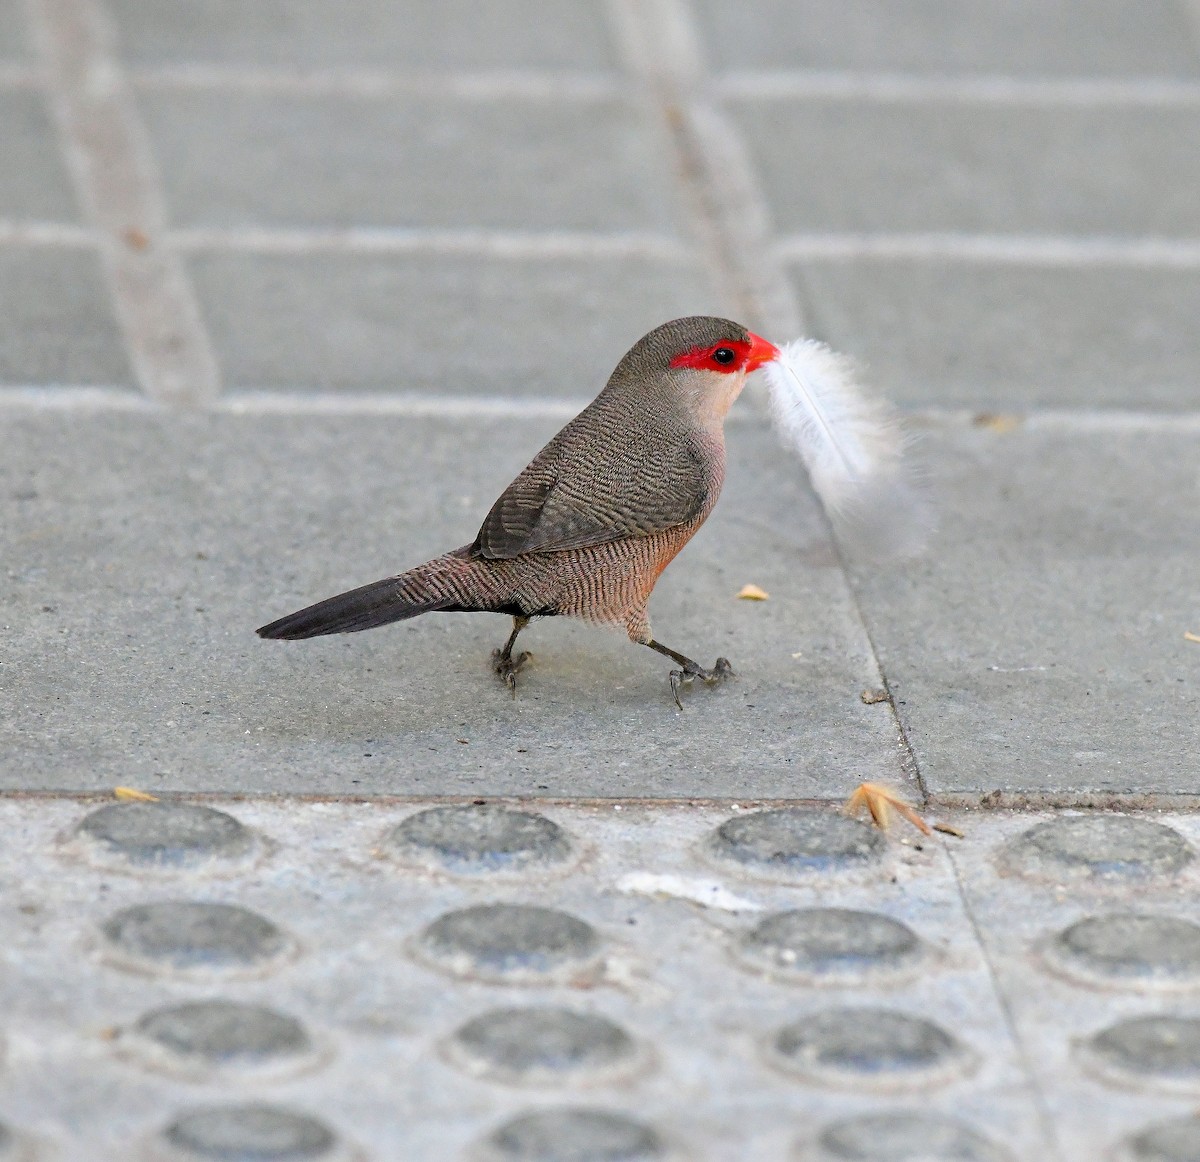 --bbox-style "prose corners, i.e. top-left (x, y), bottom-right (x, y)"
top-left (415, 903), bottom-right (604, 985)
top-left (767, 1007), bottom-right (972, 1089)
top-left (71, 803), bottom-right (259, 872)
top-left (734, 908), bottom-right (927, 985)
top-left (120, 1000), bottom-right (317, 1081)
top-left (0, 800), bottom-right (1195, 1159)
top-left (445, 1007), bottom-right (642, 1086)
top-left (383, 805), bottom-right (575, 877)
top-left (156, 1103), bottom-right (342, 1161)
top-left (1079, 1015), bottom-right (1200, 1093)
top-left (99, 900), bottom-right (293, 978)
top-left (1043, 913), bottom-right (1200, 989)
top-left (799, 1111), bottom-right (1014, 1162)
top-left (1000, 816), bottom-right (1195, 882)
top-left (705, 808), bottom-right (887, 879)
top-left (475, 1107), bottom-right (667, 1162)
